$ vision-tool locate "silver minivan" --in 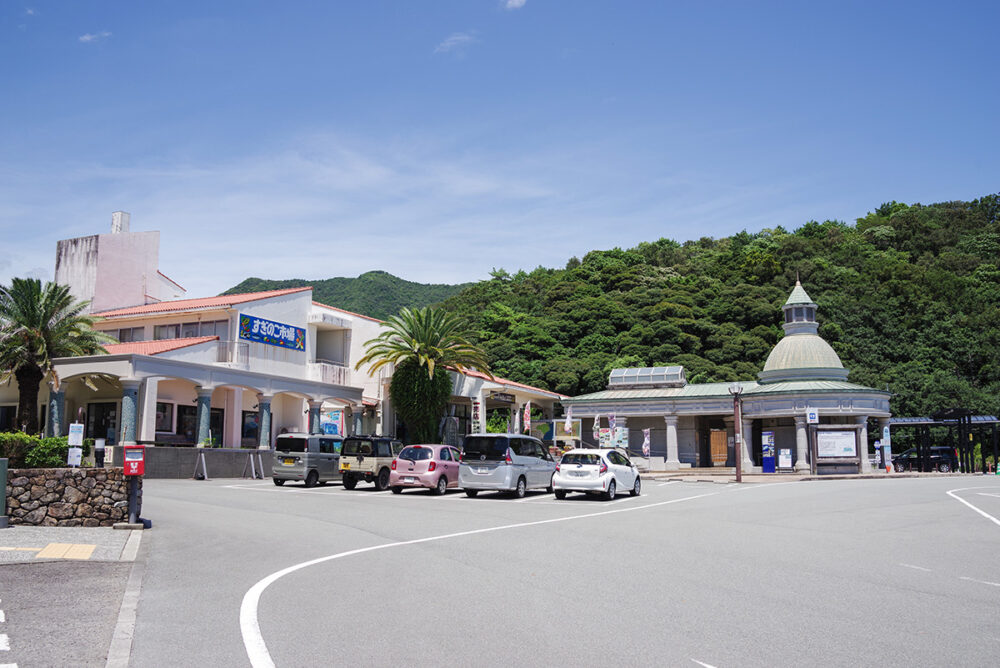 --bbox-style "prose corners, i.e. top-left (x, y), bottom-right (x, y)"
top-left (458, 433), bottom-right (556, 498)
top-left (272, 433), bottom-right (342, 487)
